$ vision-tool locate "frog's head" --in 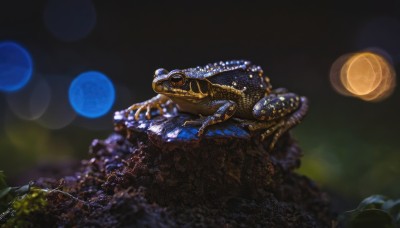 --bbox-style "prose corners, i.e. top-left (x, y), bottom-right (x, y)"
top-left (152, 68), bottom-right (209, 101)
